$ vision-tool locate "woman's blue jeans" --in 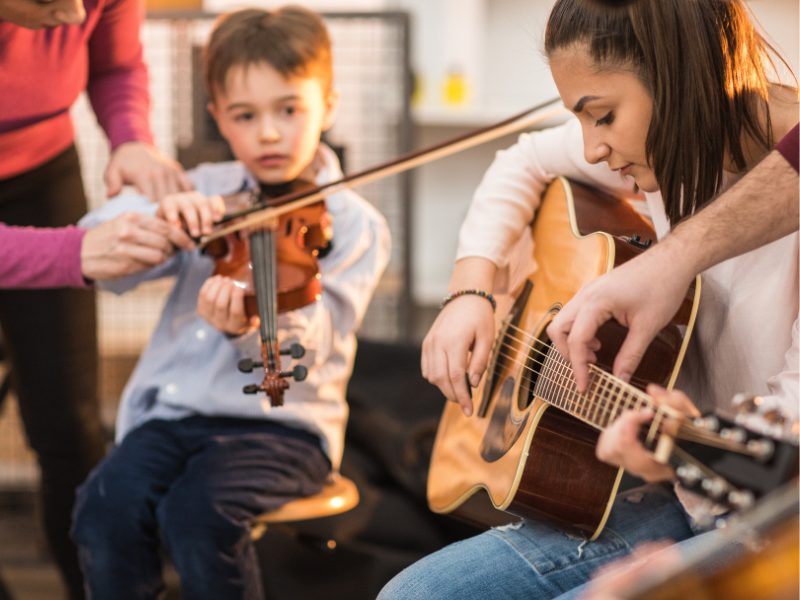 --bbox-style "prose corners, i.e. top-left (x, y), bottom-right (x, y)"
top-left (71, 416), bottom-right (330, 600)
top-left (379, 484), bottom-right (699, 600)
